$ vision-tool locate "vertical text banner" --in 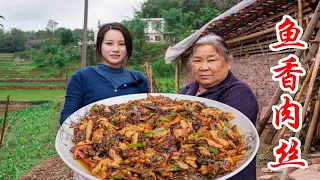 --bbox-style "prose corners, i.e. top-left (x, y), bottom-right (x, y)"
top-left (268, 15), bottom-right (308, 171)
